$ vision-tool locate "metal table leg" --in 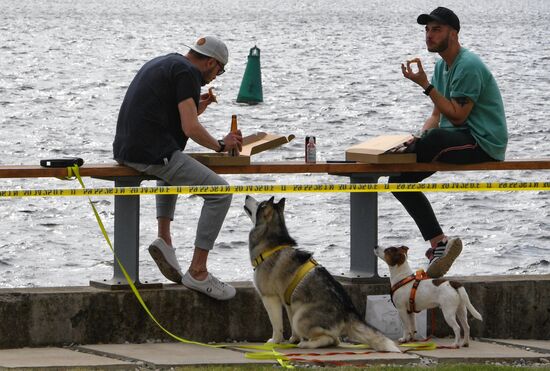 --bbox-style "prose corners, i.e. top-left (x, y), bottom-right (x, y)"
top-left (90, 177), bottom-right (161, 290)
top-left (339, 174), bottom-right (383, 282)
